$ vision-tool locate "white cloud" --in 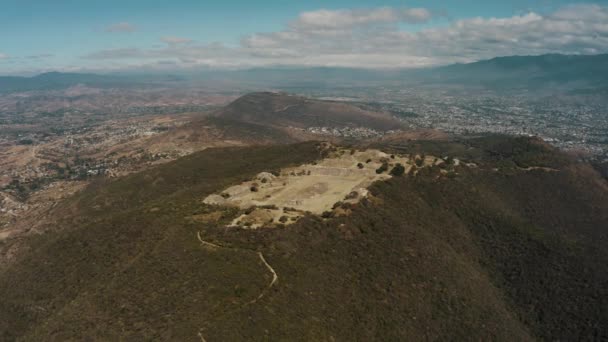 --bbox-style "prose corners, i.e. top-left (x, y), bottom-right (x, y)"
top-left (161, 36), bottom-right (193, 45)
top-left (105, 22), bottom-right (136, 33)
top-left (26, 54), bottom-right (54, 59)
top-left (292, 7), bottom-right (433, 30)
top-left (0, 53), bottom-right (9, 60)
top-left (84, 48), bottom-right (144, 59)
top-left (84, 4), bottom-right (608, 69)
